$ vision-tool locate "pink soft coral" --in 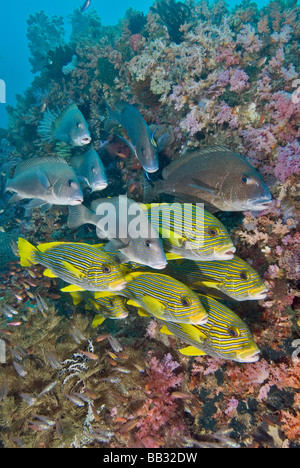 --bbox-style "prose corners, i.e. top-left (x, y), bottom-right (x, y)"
top-left (274, 141), bottom-right (300, 182)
